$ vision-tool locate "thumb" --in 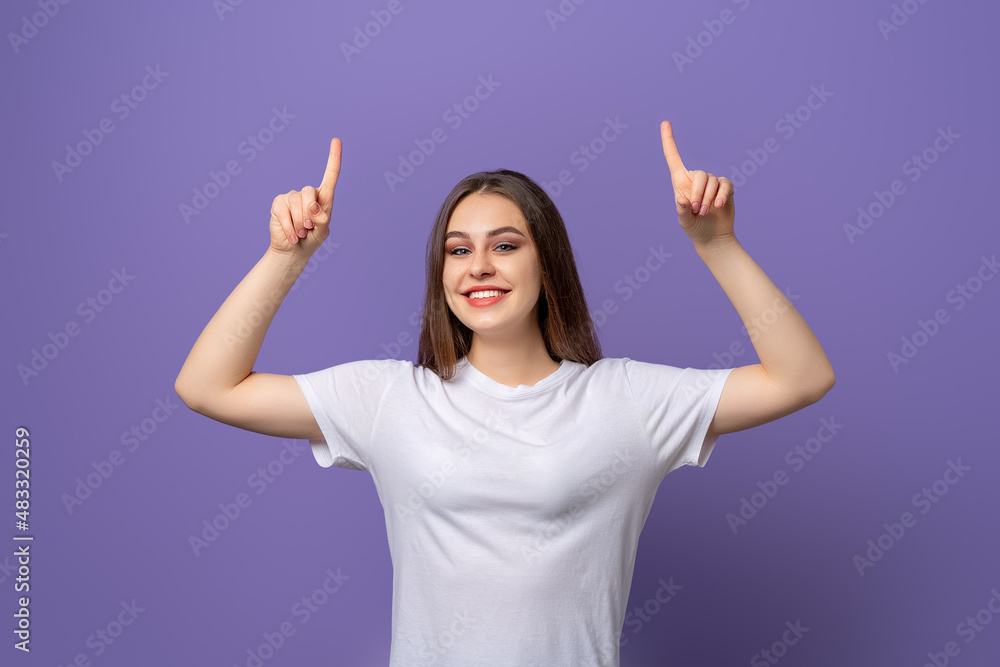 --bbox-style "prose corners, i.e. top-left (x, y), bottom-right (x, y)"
top-left (674, 191), bottom-right (691, 217)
